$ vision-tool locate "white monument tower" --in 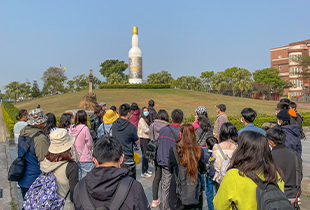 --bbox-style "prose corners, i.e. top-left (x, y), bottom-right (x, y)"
top-left (128, 26), bottom-right (143, 84)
